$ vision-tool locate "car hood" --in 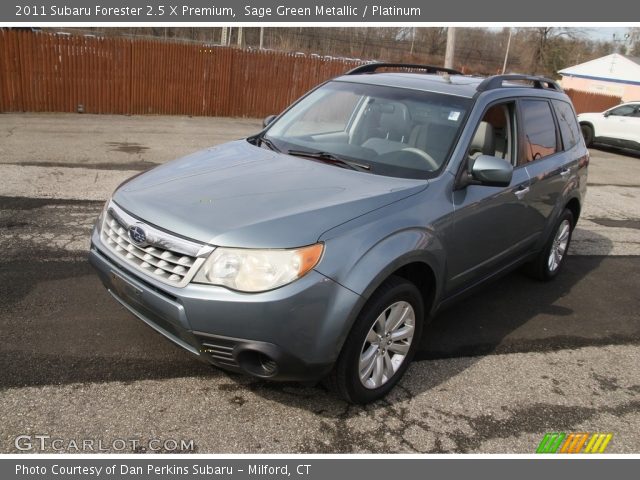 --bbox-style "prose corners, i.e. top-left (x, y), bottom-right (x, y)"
top-left (113, 140), bottom-right (427, 248)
